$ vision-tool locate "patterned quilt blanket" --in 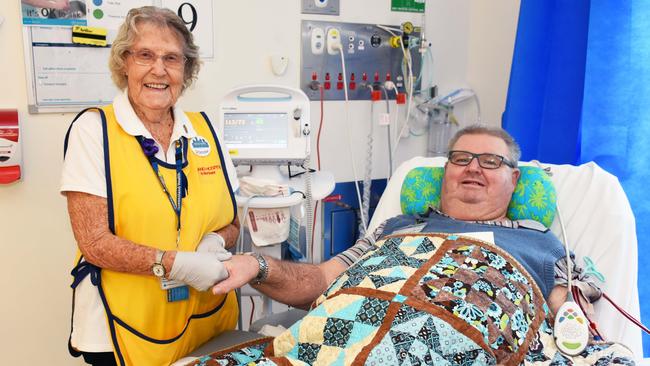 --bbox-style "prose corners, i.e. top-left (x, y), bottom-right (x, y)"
top-left (188, 234), bottom-right (634, 366)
